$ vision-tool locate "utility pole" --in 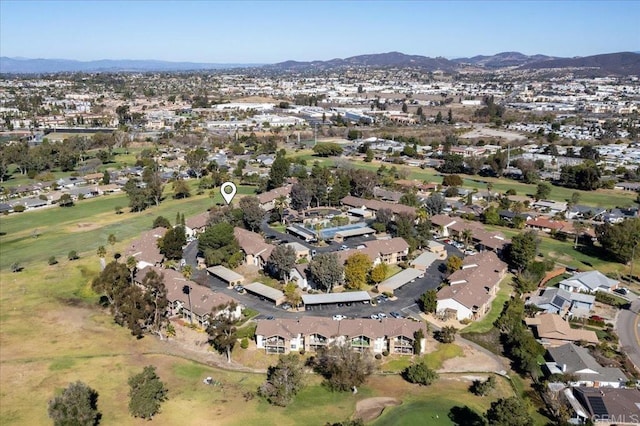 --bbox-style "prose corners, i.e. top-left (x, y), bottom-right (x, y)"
top-left (182, 285), bottom-right (193, 324)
